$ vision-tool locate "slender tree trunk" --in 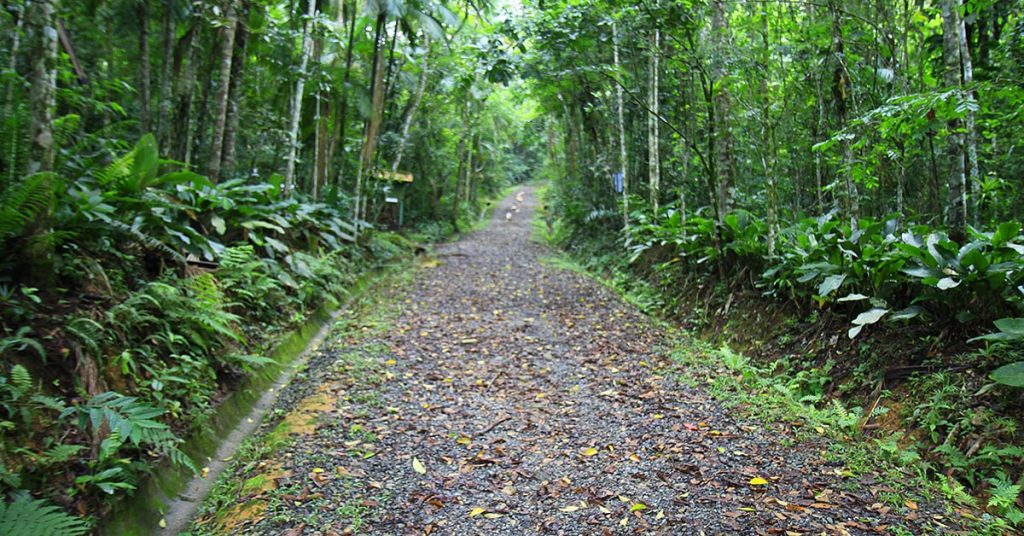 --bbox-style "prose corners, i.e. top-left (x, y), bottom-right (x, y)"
top-left (391, 38), bottom-right (431, 174)
top-left (334, 0), bottom-right (358, 190)
top-left (137, 0), bottom-right (152, 135)
top-left (158, 0), bottom-right (176, 148)
top-left (830, 0), bottom-right (858, 225)
top-left (207, 0), bottom-right (238, 182)
top-left (941, 0), bottom-right (967, 241)
top-left (221, 0), bottom-right (250, 179)
top-left (172, 23), bottom-right (200, 164)
top-left (647, 26), bottom-right (661, 215)
top-left (451, 101), bottom-right (470, 230)
top-left (710, 0), bottom-right (733, 220)
top-left (284, 0), bottom-right (317, 194)
top-left (353, 13), bottom-right (388, 228)
top-left (612, 21), bottom-right (629, 229)
top-left (27, 0), bottom-right (58, 173)
top-left (956, 4), bottom-right (980, 225)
